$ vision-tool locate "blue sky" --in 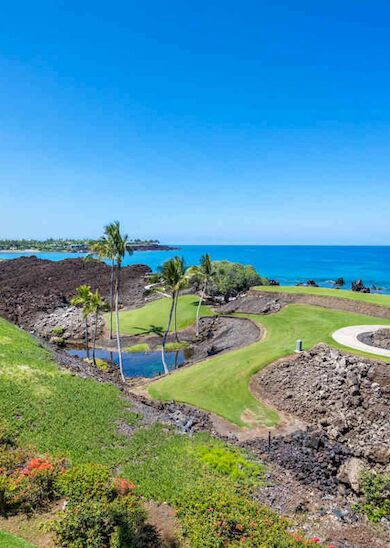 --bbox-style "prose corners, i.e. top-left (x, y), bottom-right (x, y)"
top-left (0, 1), bottom-right (389, 244)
